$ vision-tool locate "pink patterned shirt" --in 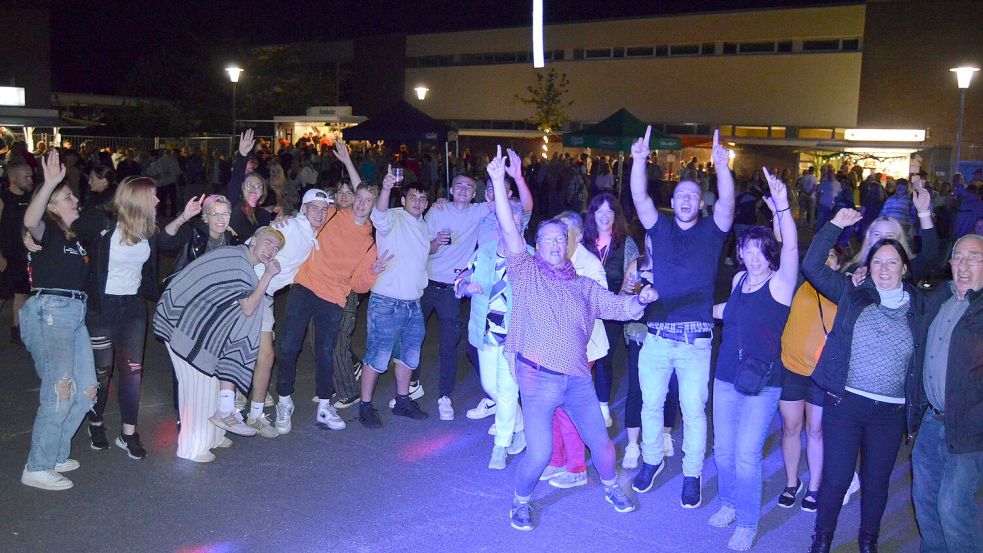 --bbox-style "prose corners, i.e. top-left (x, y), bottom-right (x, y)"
top-left (504, 250), bottom-right (639, 379)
